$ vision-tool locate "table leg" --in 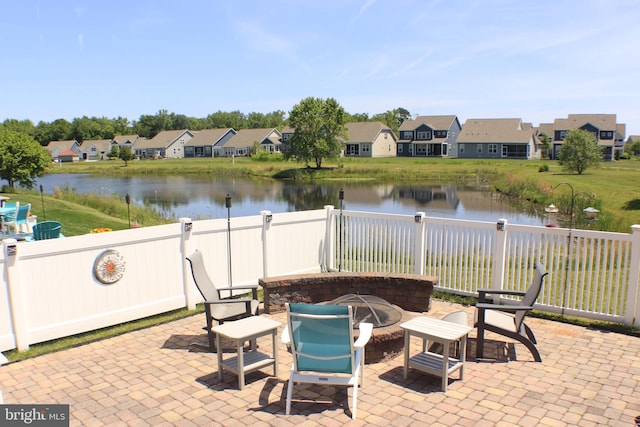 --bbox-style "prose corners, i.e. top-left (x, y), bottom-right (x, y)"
top-left (237, 339), bottom-right (244, 390)
top-left (272, 329), bottom-right (278, 377)
top-left (459, 335), bottom-right (468, 380)
top-left (216, 334), bottom-right (223, 381)
top-left (403, 330), bottom-right (410, 380)
top-left (442, 340), bottom-right (449, 392)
